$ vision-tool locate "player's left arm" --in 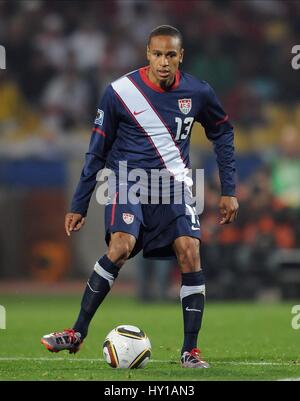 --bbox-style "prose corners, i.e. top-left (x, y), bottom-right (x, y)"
top-left (219, 195), bottom-right (238, 225)
top-left (197, 84), bottom-right (239, 224)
